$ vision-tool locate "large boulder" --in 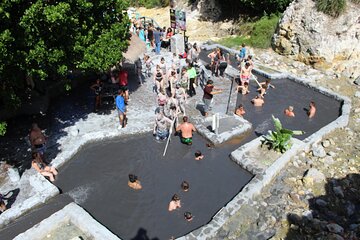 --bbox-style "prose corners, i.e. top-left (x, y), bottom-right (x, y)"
top-left (272, 0), bottom-right (360, 77)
